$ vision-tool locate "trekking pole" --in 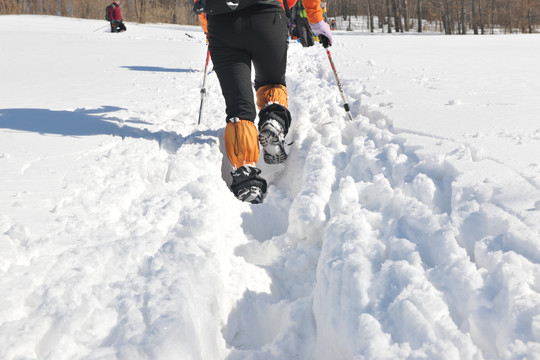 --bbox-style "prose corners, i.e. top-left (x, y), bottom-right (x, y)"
top-left (320, 36), bottom-right (354, 121)
top-left (93, 24), bottom-right (110, 33)
top-left (198, 45), bottom-right (211, 125)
